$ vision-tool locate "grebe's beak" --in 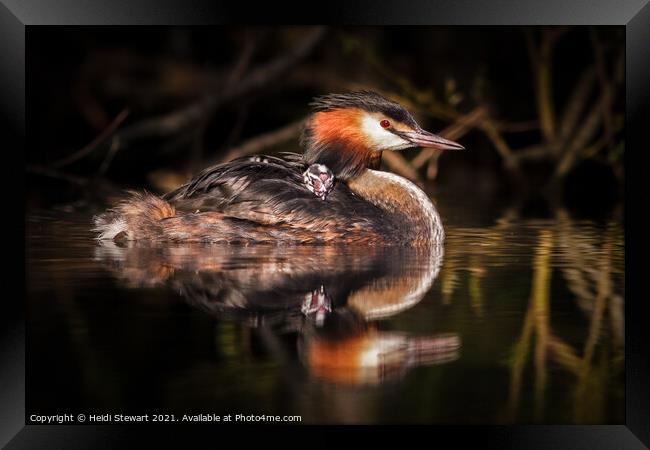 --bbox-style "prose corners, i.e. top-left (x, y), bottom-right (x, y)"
top-left (402, 128), bottom-right (465, 150)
